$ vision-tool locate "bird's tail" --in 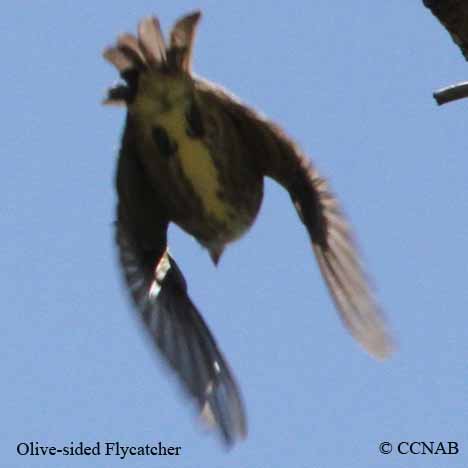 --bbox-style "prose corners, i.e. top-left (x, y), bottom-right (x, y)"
top-left (102, 11), bottom-right (201, 105)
